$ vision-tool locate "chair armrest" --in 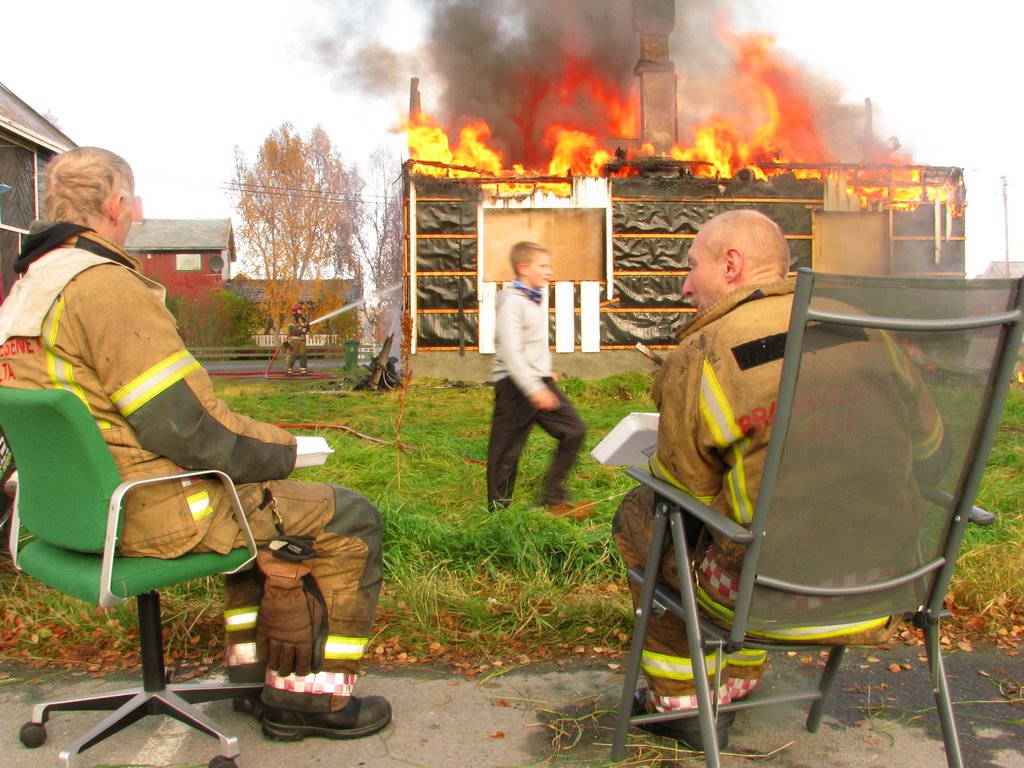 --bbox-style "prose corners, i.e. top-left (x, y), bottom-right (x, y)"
top-left (626, 467), bottom-right (754, 545)
top-left (969, 507), bottom-right (996, 526)
top-left (100, 469), bottom-right (257, 608)
top-left (7, 490), bottom-right (22, 571)
top-left (919, 485), bottom-right (995, 527)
